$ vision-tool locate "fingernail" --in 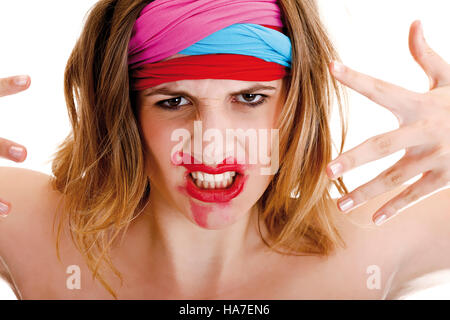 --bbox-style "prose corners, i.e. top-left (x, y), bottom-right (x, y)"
top-left (0, 201), bottom-right (10, 217)
top-left (374, 214), bottom-right (387, 226)
top-left (338, 196), bottom-right (354, 212)
top-left (9, 146), bottom-right (25, 160)
top-left (14, 76), bottom-right (28, 86)
top-left (333, 61), bottom-right (345, 74)
top-left (329, 162), bottom-right (343, 178)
